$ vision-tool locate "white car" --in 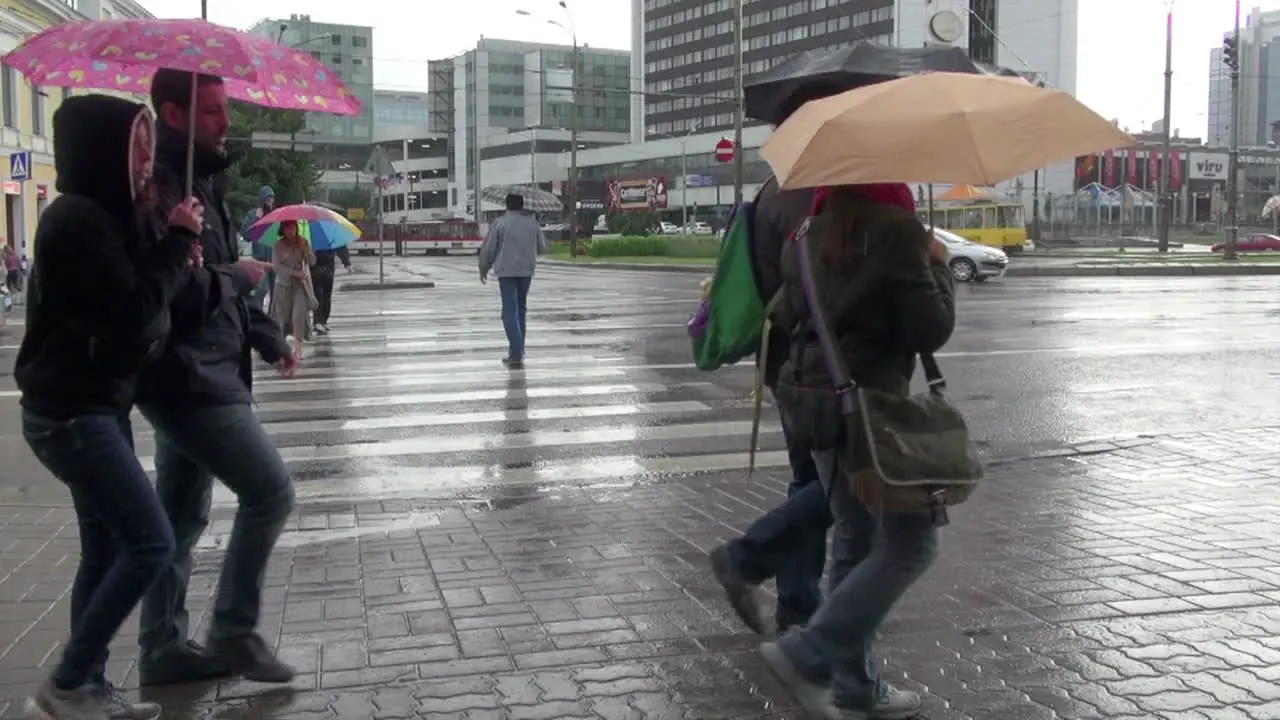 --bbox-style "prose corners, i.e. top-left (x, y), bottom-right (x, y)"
top-left (658, 222), bottom-right (680, 234)
top-left (930, 227), bottom-right (1009, 282)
